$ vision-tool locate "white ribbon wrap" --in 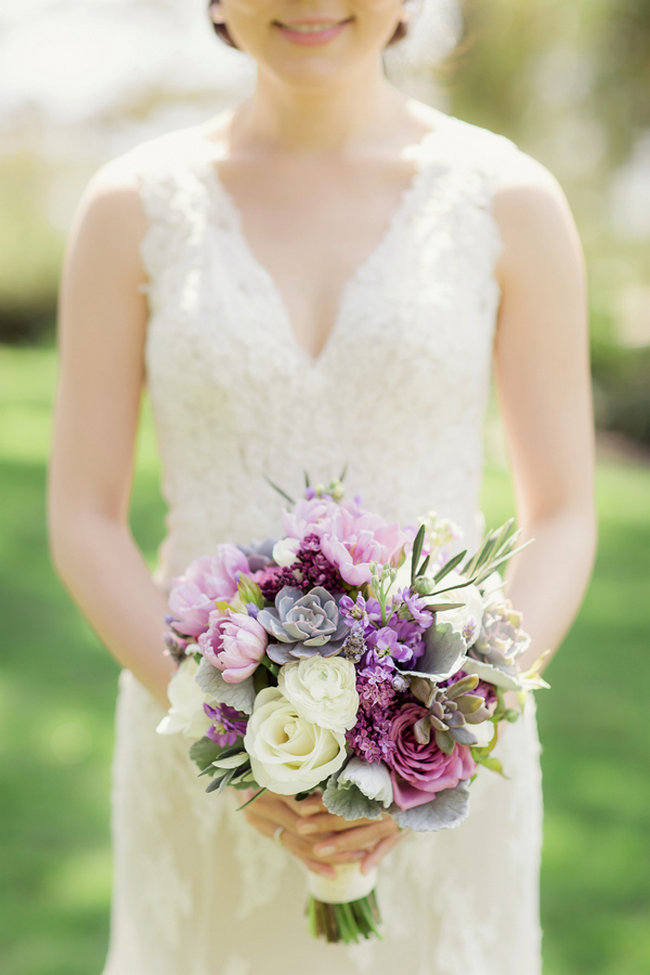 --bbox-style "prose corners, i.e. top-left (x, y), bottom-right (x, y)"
top-left (307, 862), bottom-right (378, 904)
